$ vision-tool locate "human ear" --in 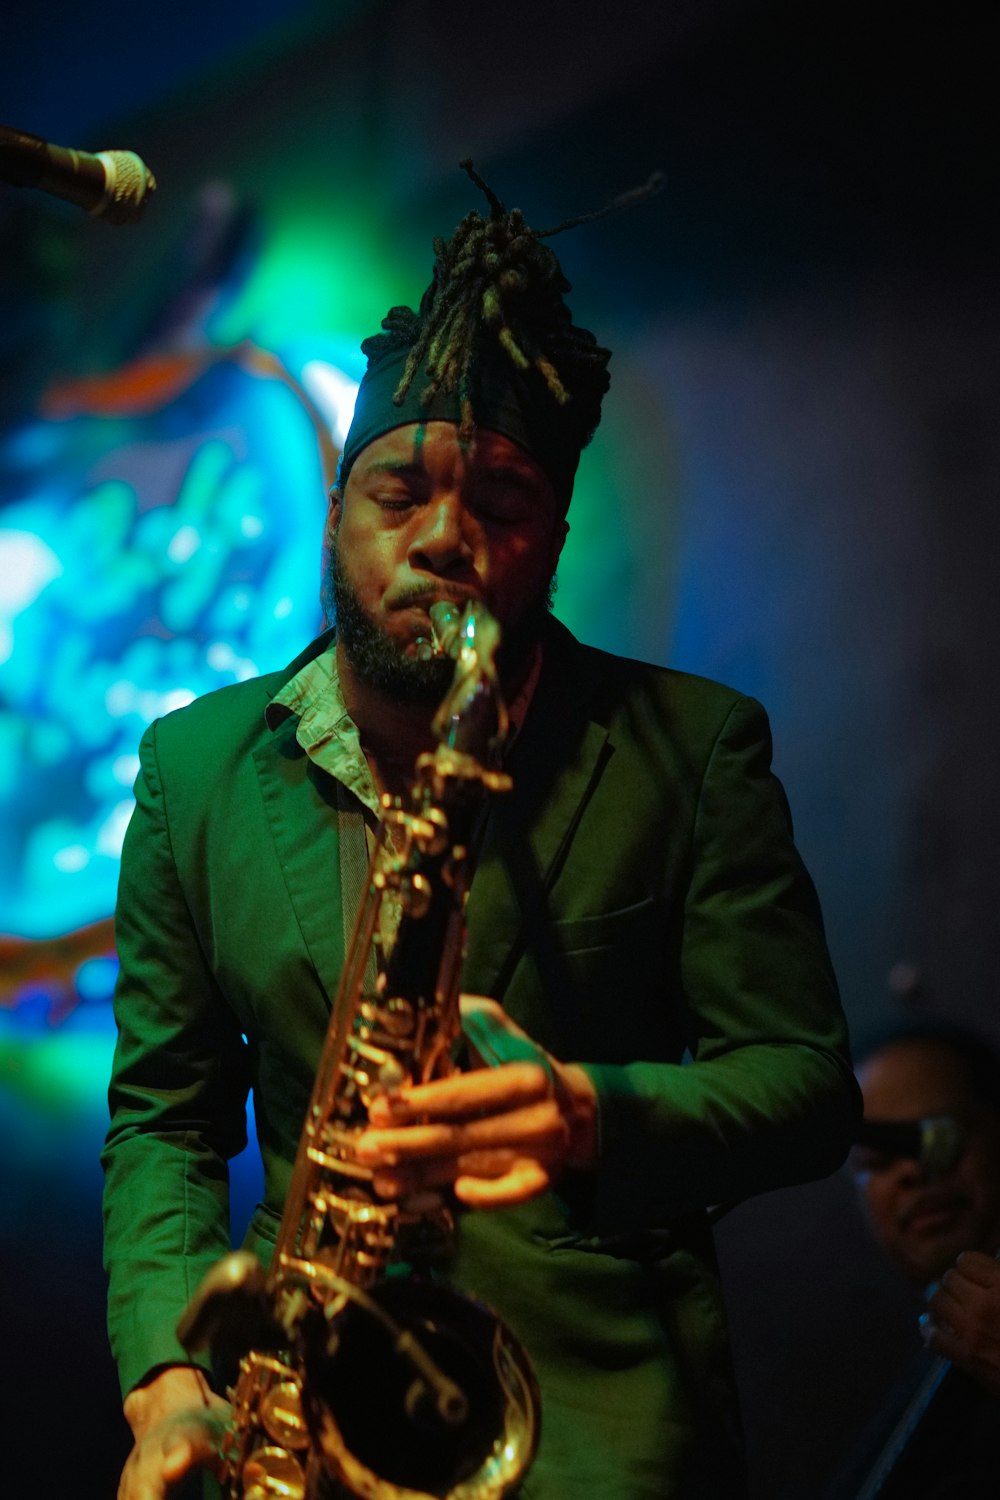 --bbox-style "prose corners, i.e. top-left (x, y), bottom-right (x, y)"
top-left (324, 487), bottom-right (343, 548)
top-left (549, 517), bottom-right (569, 573)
